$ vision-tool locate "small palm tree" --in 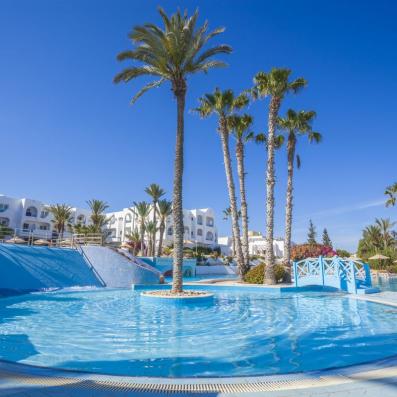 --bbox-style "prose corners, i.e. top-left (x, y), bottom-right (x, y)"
top-left (87, 199), bottom-right (109, 234)
top-left (126, 229), bottom-right (141, 256)
top-left (48, 204), bottom-right (73, 239)
top-left (277, 109), bottom-right (321, 281)
top-left (222, 206), bottom-right (241, 257)
top-left (145, 220), bottom-right (158, 258)
top-left (375, 218), bottom-right (396, 250)
top-left (131, 201), bottom-right (151, 256)
top-left (252, 68), bottom-right (307, 284)
top-left (228, 114), bottom-right (254, 269)
top-left (194, 88), bottom-right (249, 276)
top-left (145, 184), bottom-right (165, 256)
top-left (157, 199), bottom-right (172, 256)
top-left (114, 8), bottom-right (231, 293)
top-left (385, 183), bottom-right (397, 207)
